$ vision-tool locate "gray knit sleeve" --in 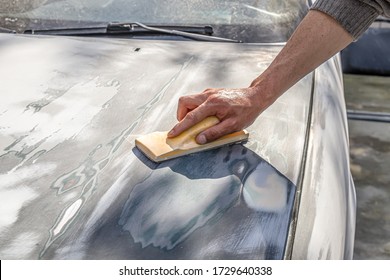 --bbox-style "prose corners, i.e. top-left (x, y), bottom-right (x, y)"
top-left (310, 0), bottom-right (381, 38)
